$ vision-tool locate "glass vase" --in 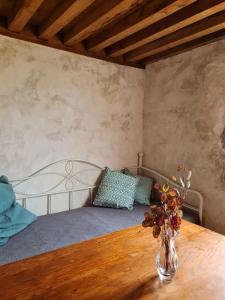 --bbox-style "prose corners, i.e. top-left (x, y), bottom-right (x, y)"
top-left (156, 228), bottom-right (178, 281)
